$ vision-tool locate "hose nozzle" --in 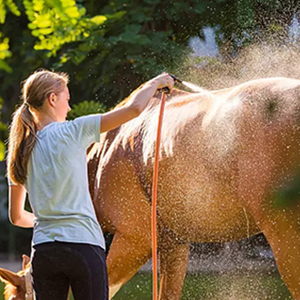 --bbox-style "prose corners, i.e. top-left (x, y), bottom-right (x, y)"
top-left (168, 73), bottom-right (183, 84)
top-left (161, 73), bottom-right (183, 94)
